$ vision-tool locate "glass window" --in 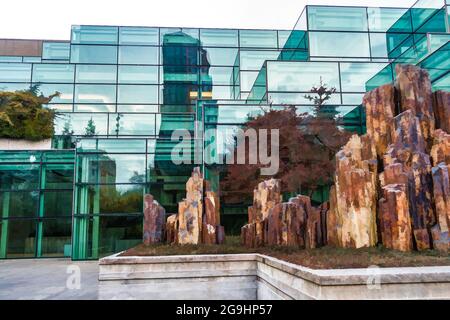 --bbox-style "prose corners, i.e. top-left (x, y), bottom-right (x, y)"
top-left (367, 8), bottom-right (411, 32)
top-left (117, 85), bottom-right (158, 104)
top-left (118, 66), bottom-right (158, 84)
top-left (70, 45), bottom-right (117, 64)
top-left (268, 92), bottom-right (341, 105)
top-left (23, 57), bottom-right (41, 63)
top-left (0, 191), bottom-right (39, 218)
top-left (55, 113), bottom-right (108, 135)
top-left (109, 114), bottom-right (156, 136)
top-left (75, 84), bottom-right (116, 104)
top-left (0, 165), bottom-right (40, 190)
top-left (77, 138), bottom-right (146, 153)
top-left (74, 104), bottom-right (115, 112)
top-left (43, 191), bottom-right (73, 216)
top-left (203, 47), bottom-right (239, 66)
top-left (75, 64), bottom-right (117, 83)
top-left (0, 83), bottom-right (30, 91)
top-left (370, 33), bottom-right (388, 58)
top-left (43, 164), bottom-right (74, 189)
top-left (205, 67), bottom-right (234, 85)
top-left (40, 218), bottom-right (72, 257)
top-left (342, 93), bottom-right (365, 104)
top-left (0, 56), bottom-right (22, 62)
top-left (118, 46), bottom-right (158, 65)
top-left (38, 83), bottom-right (74, 103)
top-left (42, 42), bottom-right (70, 60)
top-left (240, 50), bottom-right (280, 70)
top-left (160, 28), bottom-right (200, 46)
top-left (0, 63), bottom-right (31, 82)
top-left (210, 86), bottom-right (234, 99)
top-left (119, 27), bottom-right (159, 45)
top-left (71, 26), bottom-right (118, 45)
top-left (200, 29), bottom-right (238, 47)
top-left (32, 64), bottom-right (74, 83)
top-left (239, 30), bottom-right (278, 48)
top-left (267, 61), bottom-right (340, 92)
top-left (340, 62), bottom-right (388, 92)
top-left (117, 104), bottom-right (158, 113)
top-left (5, 219), bottom-right (36, 258)
top-left (309, 32), bottom-right (370, 58)
top-left (77, 153), bottom-right (146, 184)
top-left (240, 71), bottom-right (259, 91)
top-left (307, 6), bottom-right (368, 31)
